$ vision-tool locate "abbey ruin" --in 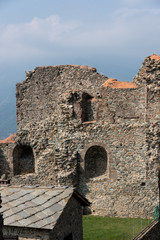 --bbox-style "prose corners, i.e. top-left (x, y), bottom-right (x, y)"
top-left (0, 54), bottom-right (160, 218)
